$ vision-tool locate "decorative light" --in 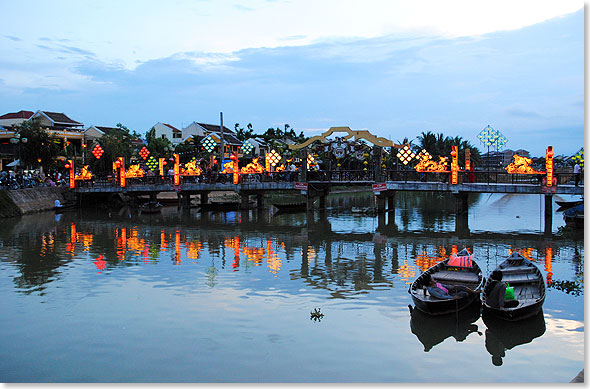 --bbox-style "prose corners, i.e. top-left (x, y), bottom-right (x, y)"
top-left (450, 146), bottom-right (459, 184)
top-left (396, 145), bottom-right (416, 165)
top-left (139, 146), bottom-right (150, 160)
top-left (306, 153), bottom-right (316, 168)
top-left (546, 146), bottom-right (554, 187)
top-left (146, 156), bottom-right (158, 171)
top-left (241, 140), bottom-right (254, 154)
top-left (267, 149), bottom-right (281, 167)
top-left (92, 144), bottom-right (104, 159)
top-left (202, 135), bottom-right (217, 153)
